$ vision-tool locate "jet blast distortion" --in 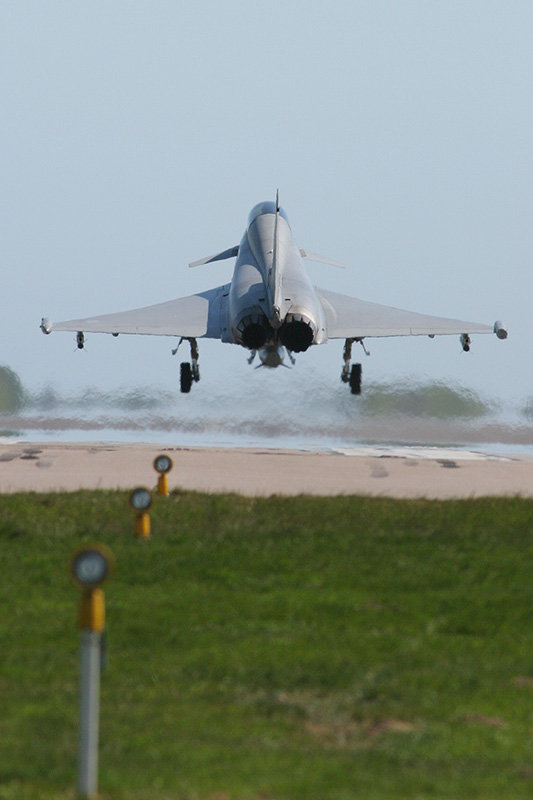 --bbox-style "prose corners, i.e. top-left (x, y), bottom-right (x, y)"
top-left (41, 193), bottom-right (507, 395)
